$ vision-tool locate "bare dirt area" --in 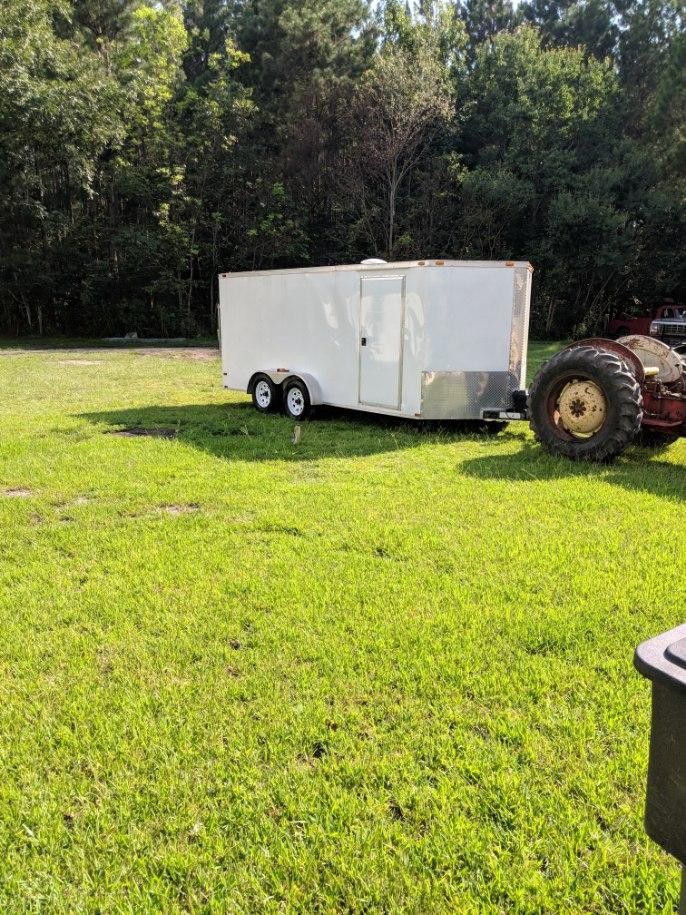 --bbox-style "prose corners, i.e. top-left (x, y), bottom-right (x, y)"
top-left (109, 427), bottom-right (178, 439)
top-left (158, 503), bottom-right (200, 515)
top-left (133, 348), bottom-right (218, 361)
top-left (0, 344), bottom-right (218, 360)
